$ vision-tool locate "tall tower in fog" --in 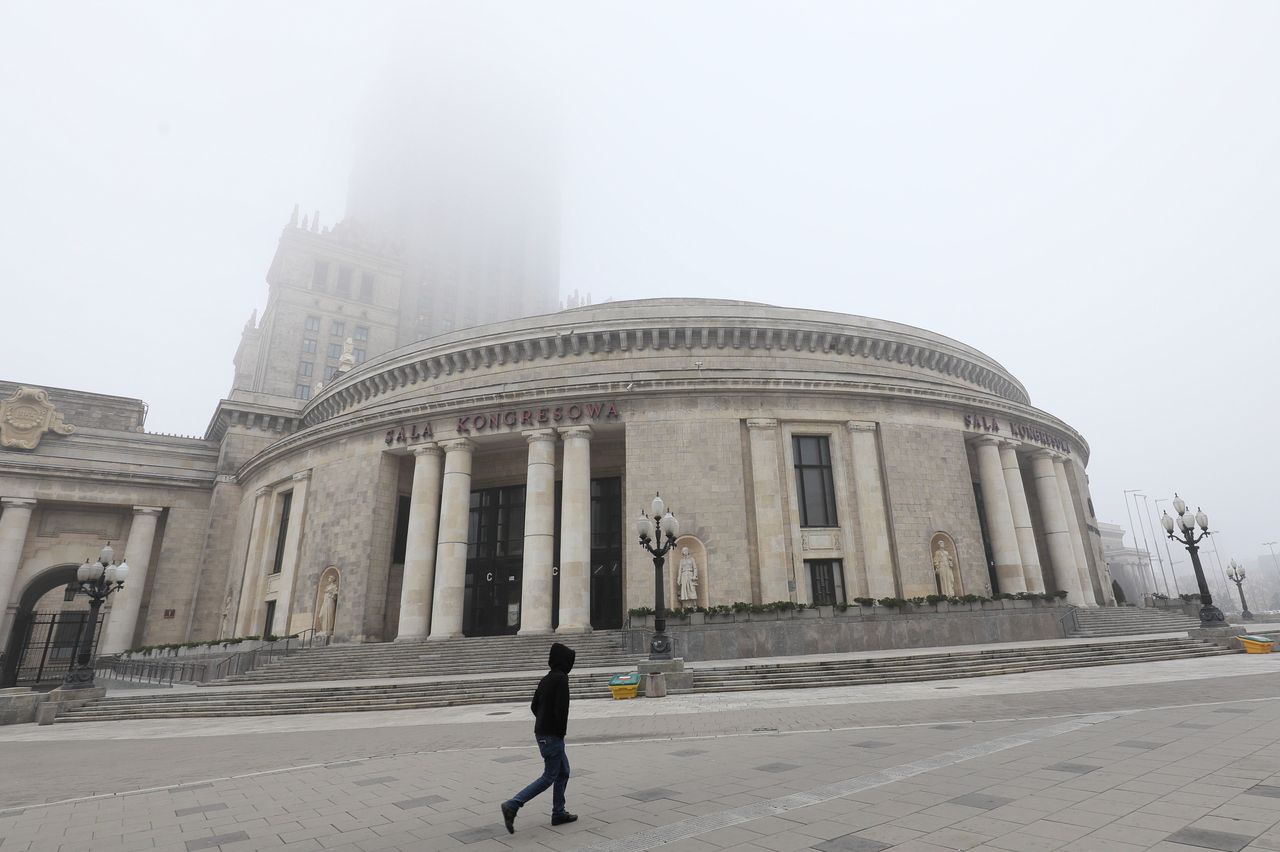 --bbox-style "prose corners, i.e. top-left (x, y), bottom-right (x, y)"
top-left (345, 11), bottom-right (561, 340)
